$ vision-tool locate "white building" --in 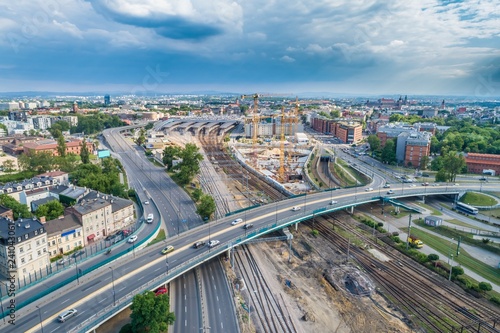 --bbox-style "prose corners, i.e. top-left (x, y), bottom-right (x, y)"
top-left (0, 102), bottom-right (20, 111)
top-left (0, 217), bottom-right (50, 281)
top-left (296, 132), bottom-right (309, 144)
